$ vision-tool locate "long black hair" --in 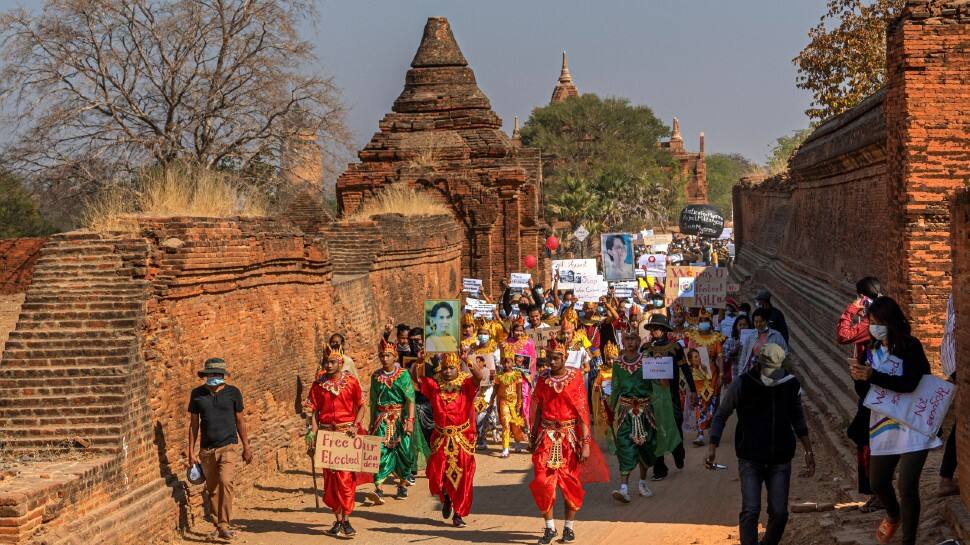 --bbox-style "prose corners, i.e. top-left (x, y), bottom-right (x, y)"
top-left (855, 276), bottom-right (882, 300)
top-left (868, 296), bottom-right (911, 353)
